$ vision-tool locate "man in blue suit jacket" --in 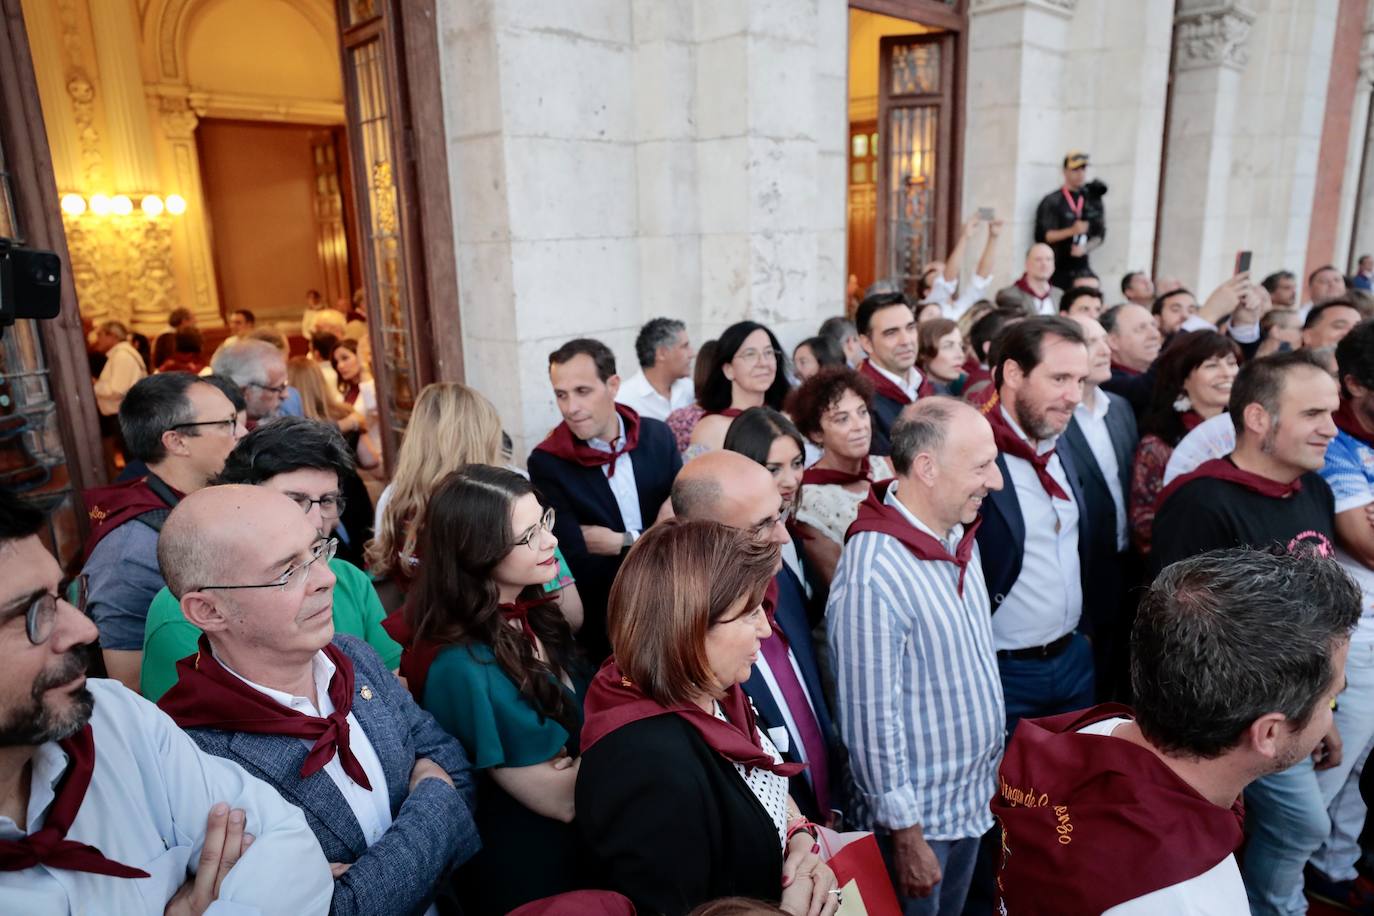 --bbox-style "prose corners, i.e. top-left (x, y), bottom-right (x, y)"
top-left (974, 317), bottom-right (1096, 735)
top-left (671, 450), bottom-right (845, 825)
top-left (156, 486), bottom-right (480, 916)
top-left (529, 338), bottom-right (681, 660)
top-left (1061, 315), bottom-right (1140, 700)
